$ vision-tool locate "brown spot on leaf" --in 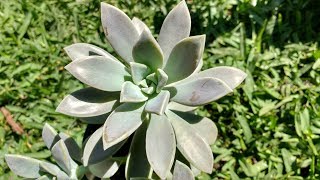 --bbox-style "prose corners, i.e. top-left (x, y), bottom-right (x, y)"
top-left (190, 91), bottom-right (200, 102)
